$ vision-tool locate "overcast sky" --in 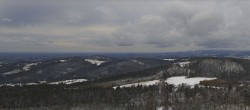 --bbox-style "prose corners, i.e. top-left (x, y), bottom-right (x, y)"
top-left (0, 0), bottom-right (250, 52)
